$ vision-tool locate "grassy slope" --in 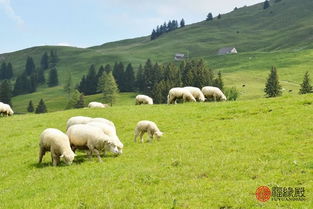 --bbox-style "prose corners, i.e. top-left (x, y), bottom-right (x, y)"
top-left (1, 0), bottom-right (313, 112)
top-left (1, 94), bottom-right (313, 208)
